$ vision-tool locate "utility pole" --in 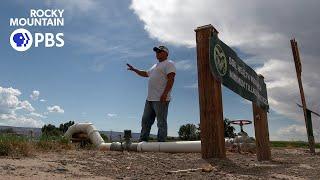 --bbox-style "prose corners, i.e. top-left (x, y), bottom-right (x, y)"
top-left (290, 39), bottom-right (315, 154)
